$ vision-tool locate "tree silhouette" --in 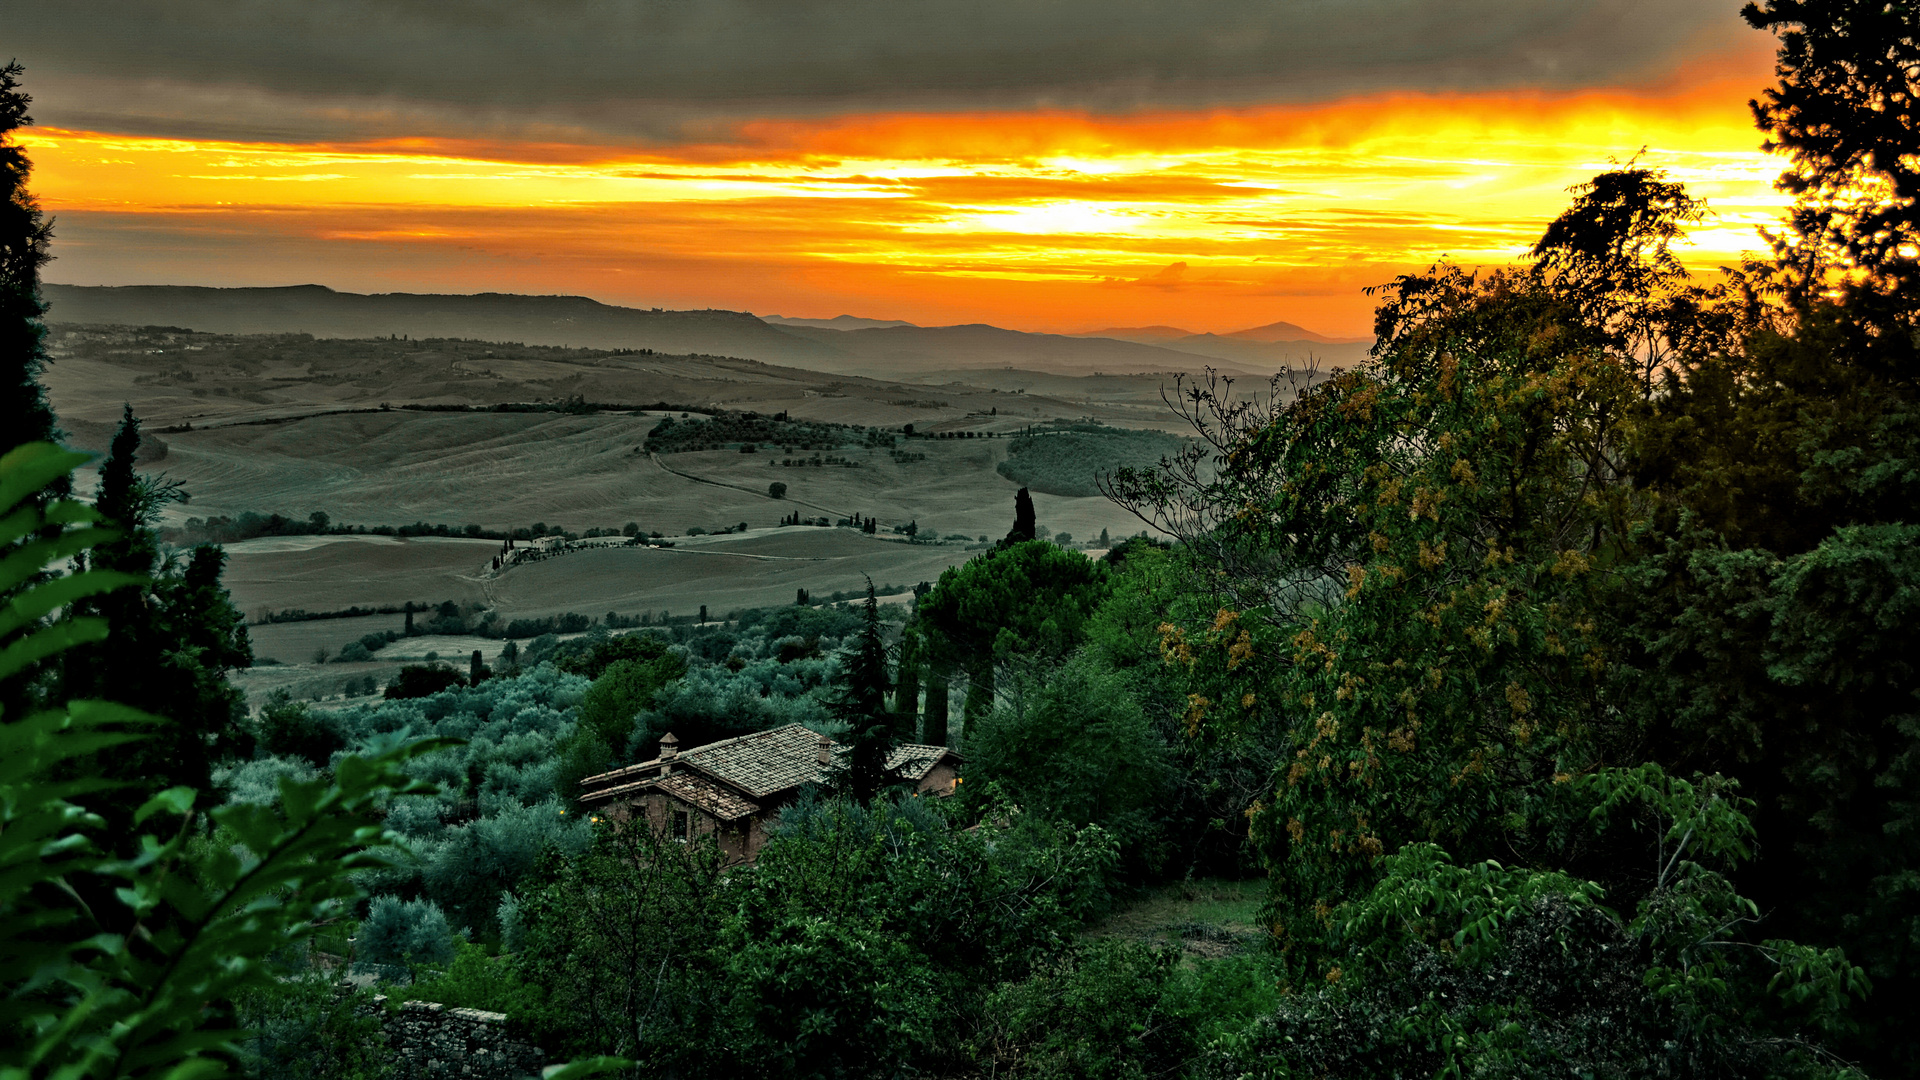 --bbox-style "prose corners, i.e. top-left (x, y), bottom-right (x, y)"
top-left (1746, 0), bottom-right (1920, 303)
top-left (0, 62), bottom-right (57, 452)
top-left (1006, 488), bottom-right (1037, 544)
